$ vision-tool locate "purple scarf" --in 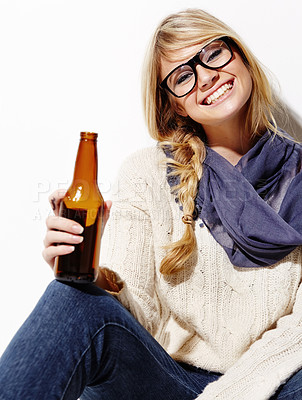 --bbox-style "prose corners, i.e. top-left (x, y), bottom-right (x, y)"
top-left (166, 130), bottom-right (302, 268)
